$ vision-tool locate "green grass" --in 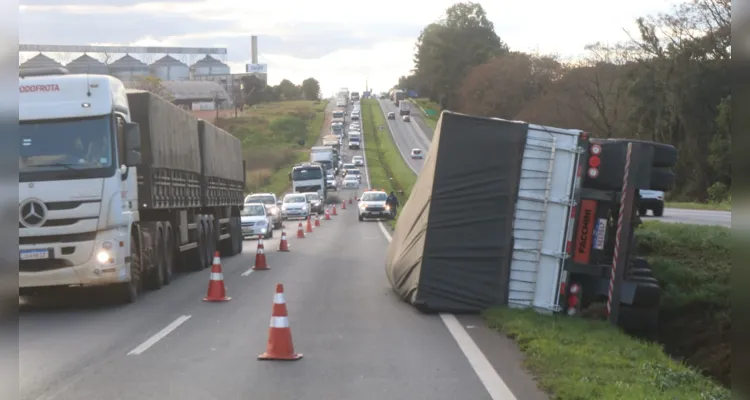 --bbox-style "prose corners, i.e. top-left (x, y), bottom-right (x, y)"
top-left (361, 99), bottom-right (417, 227)
top-left (483, 307), bottom-right (730, 400)
top-left (411, 98), bottom-right (440, 130)
top-left (216, 100), bottom-right (328, 197)
top-left (666, 201), bottom-right (731, 211)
